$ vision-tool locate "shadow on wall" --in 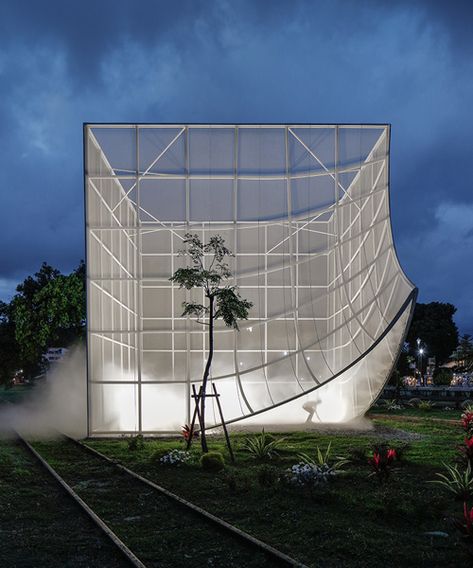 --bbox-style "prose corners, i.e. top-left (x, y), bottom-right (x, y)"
top-left (0, 346), bottom-right (87, 439)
